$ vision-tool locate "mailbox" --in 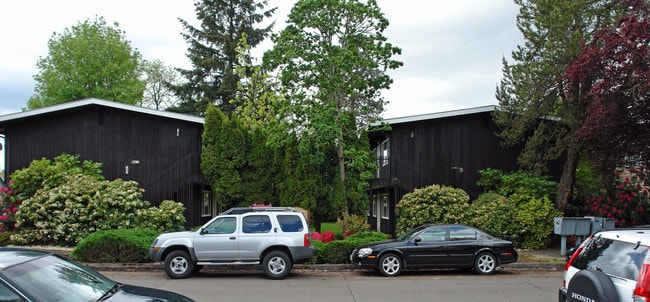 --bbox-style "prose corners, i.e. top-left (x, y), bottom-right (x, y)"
top-left (554, 217), bottom-right (592, 236)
